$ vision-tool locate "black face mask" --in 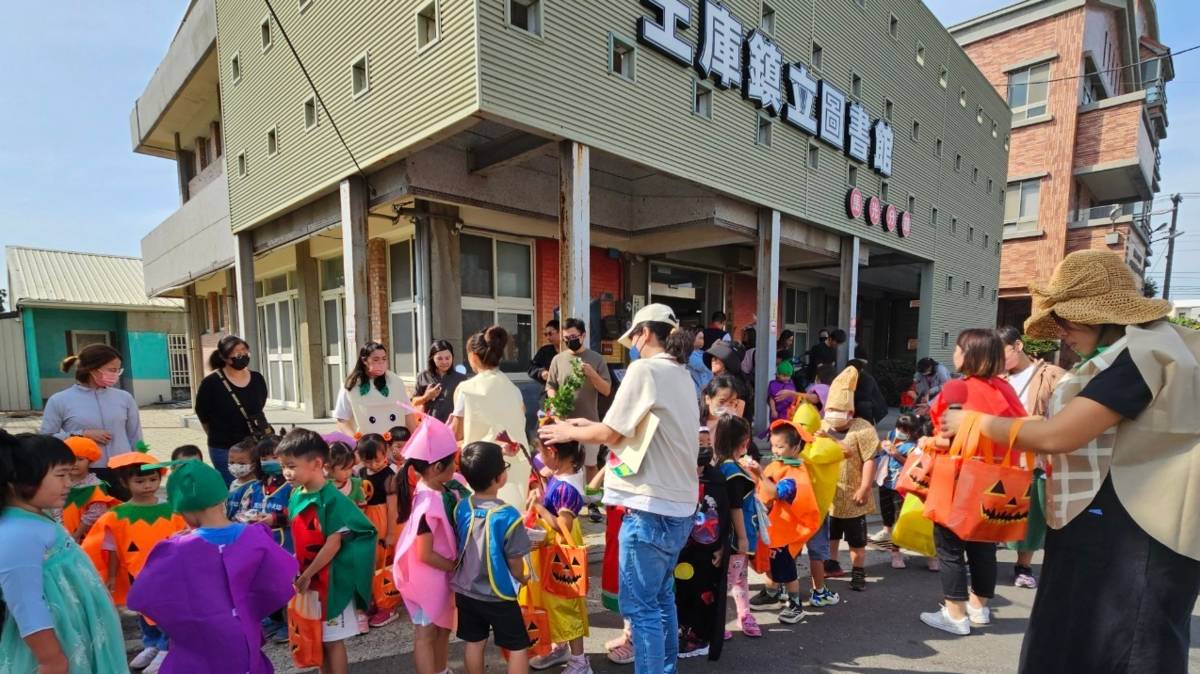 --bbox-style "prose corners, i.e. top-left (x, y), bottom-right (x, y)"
top-left (565, 338), bottom-right (583, 352)
top-left (230, 354), bottom-right (251, 370)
